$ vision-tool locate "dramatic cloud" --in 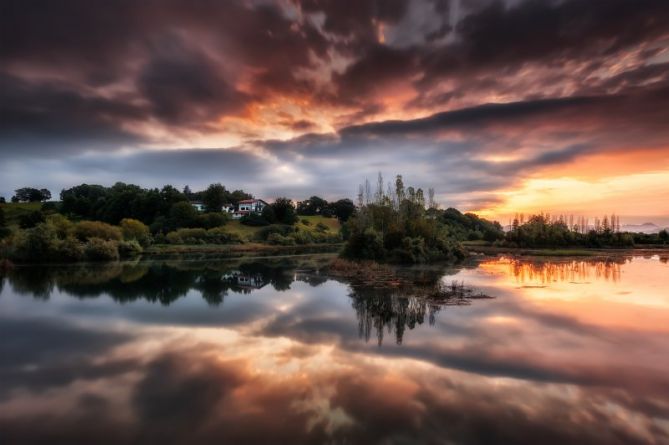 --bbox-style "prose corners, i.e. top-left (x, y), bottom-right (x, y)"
top-left (1, 0), bottom-right (668, 220)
